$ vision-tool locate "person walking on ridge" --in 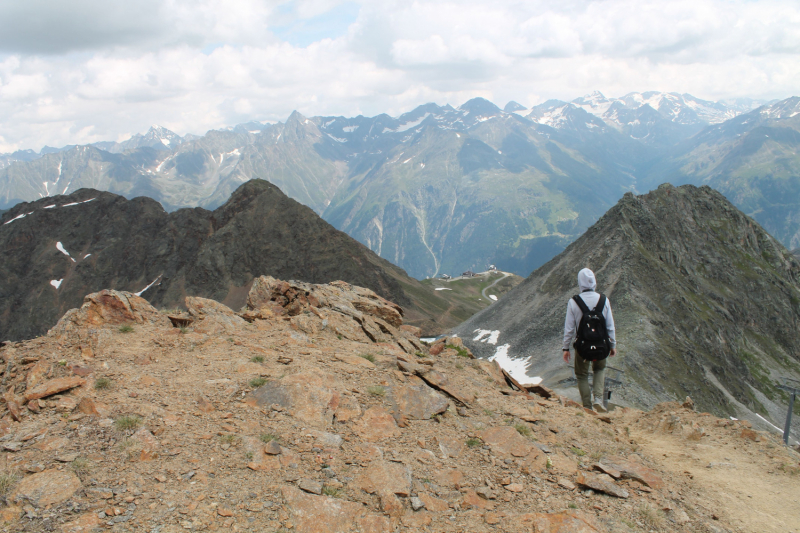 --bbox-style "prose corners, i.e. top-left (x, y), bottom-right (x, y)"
top-left (562, 268), bottom-right (616, 412)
